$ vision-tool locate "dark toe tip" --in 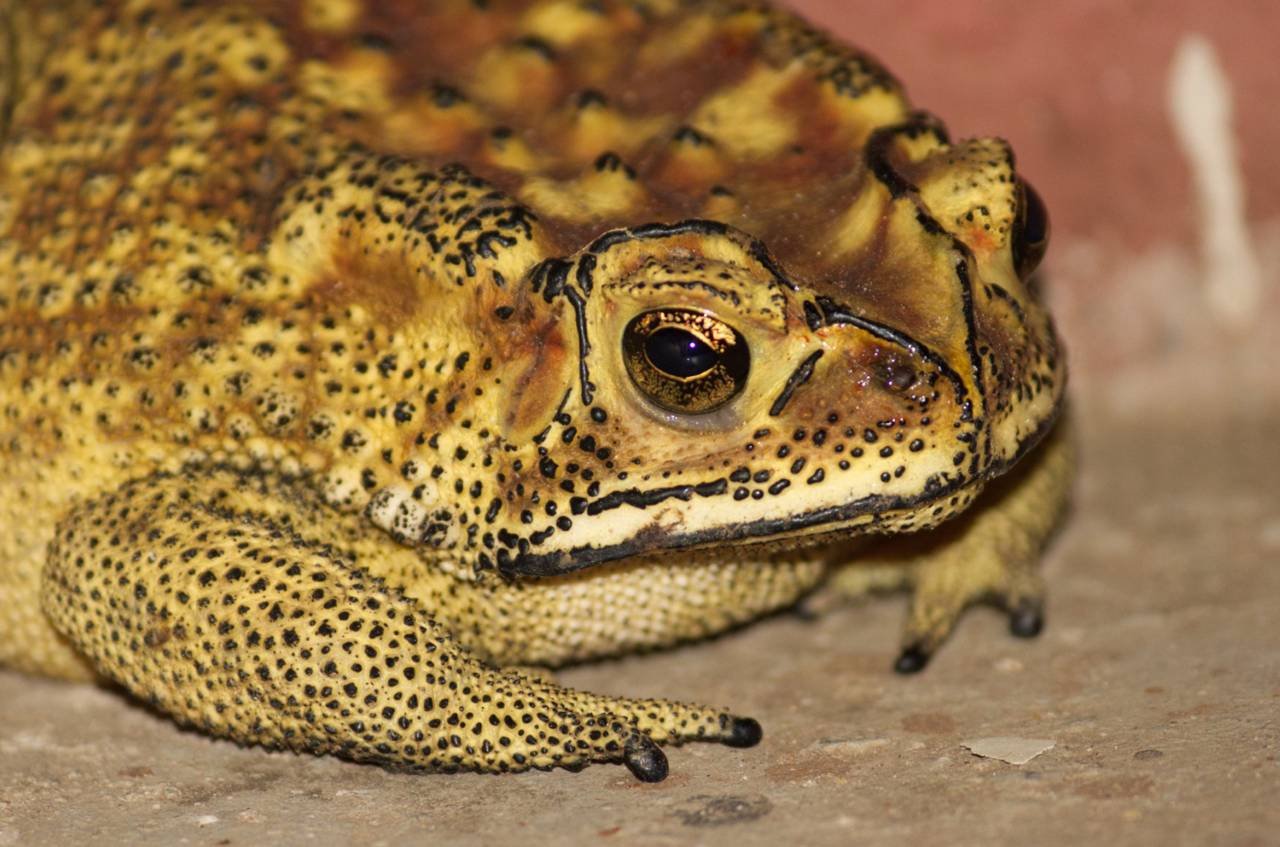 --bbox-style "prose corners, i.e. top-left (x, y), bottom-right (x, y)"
top-left (725, 716), bottom-right (763, 748)
top-left (624, 735), bottom-right (668, 783)
top-left (893, 645), bottom-right (931, 674)
top-left (1008, 605), bottom-right (1045, 639)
